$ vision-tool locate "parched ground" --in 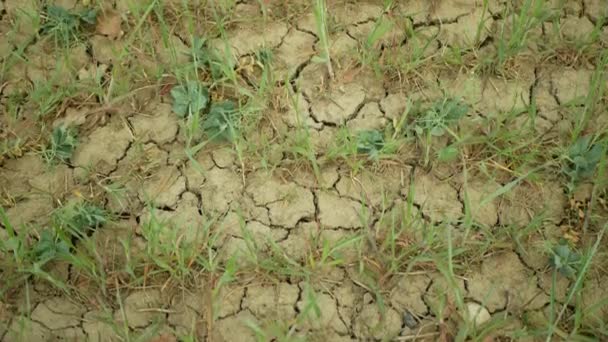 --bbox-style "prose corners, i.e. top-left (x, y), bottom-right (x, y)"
top-left (1, 0), bottom-right (608, 341)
